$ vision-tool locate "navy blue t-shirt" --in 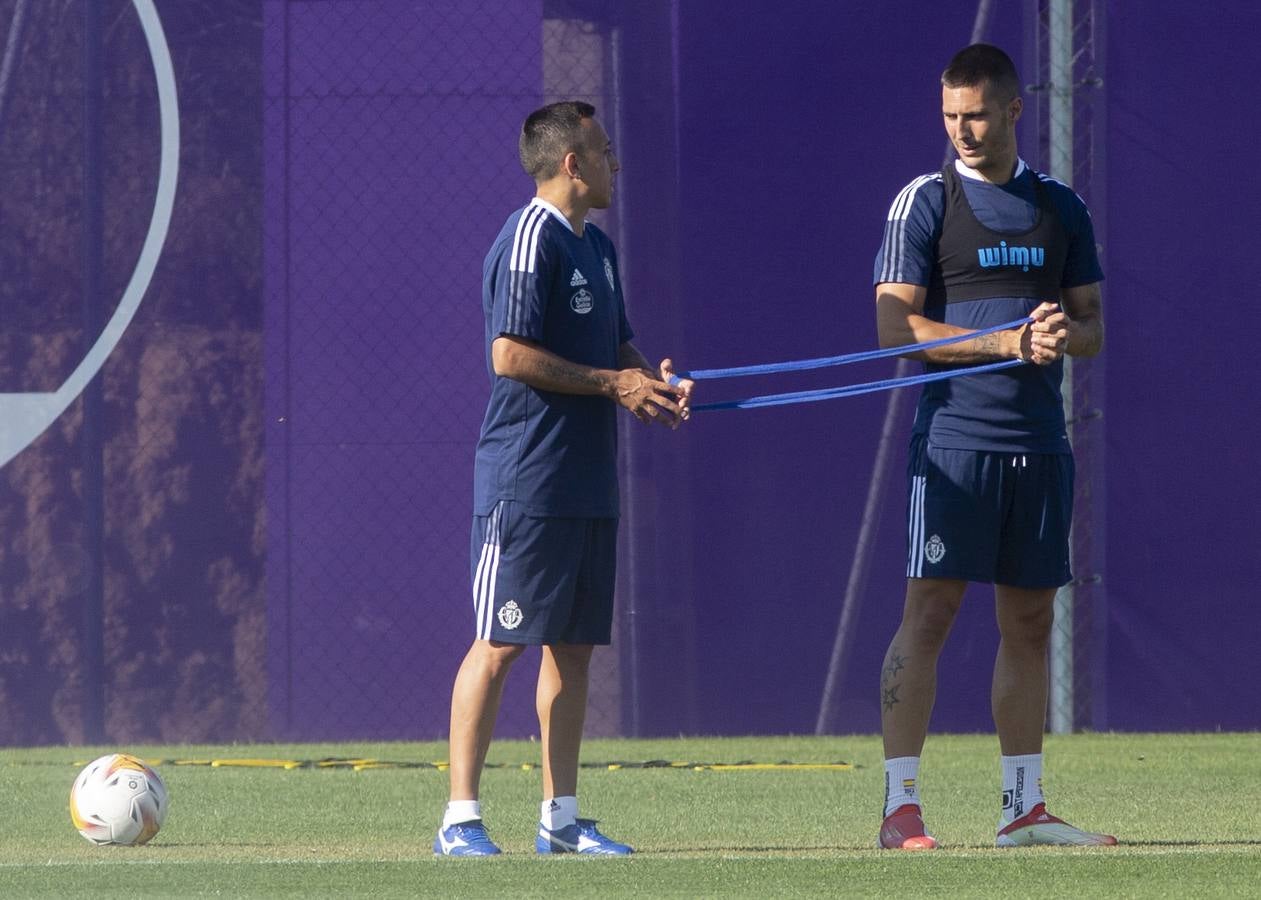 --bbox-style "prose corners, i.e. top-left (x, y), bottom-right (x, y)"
top-left (474, 198), bottom-right (633, 517)
top-left (873, 159), bottom-right (1103, 453)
